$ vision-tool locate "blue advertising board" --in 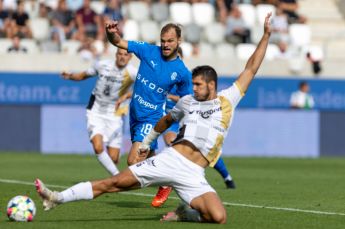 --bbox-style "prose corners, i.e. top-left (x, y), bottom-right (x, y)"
top-left (0, 72), bottom-right (95, 105)
top-left (1, 72), bottom-right (345, 110)
top-left (218, 76), bottom-right (345, 110)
